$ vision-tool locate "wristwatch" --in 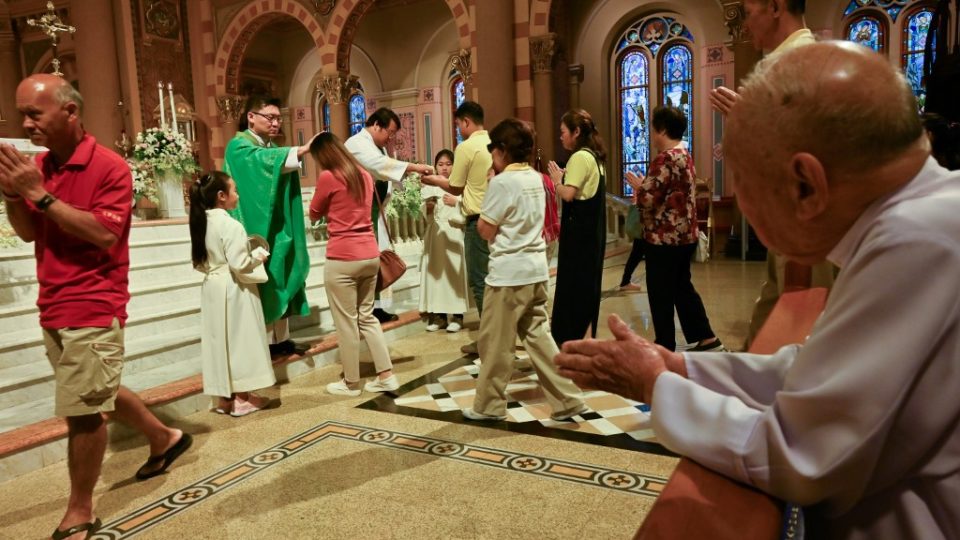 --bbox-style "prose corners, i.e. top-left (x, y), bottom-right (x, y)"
top-left (34, 193), bottom-right (57, 211)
